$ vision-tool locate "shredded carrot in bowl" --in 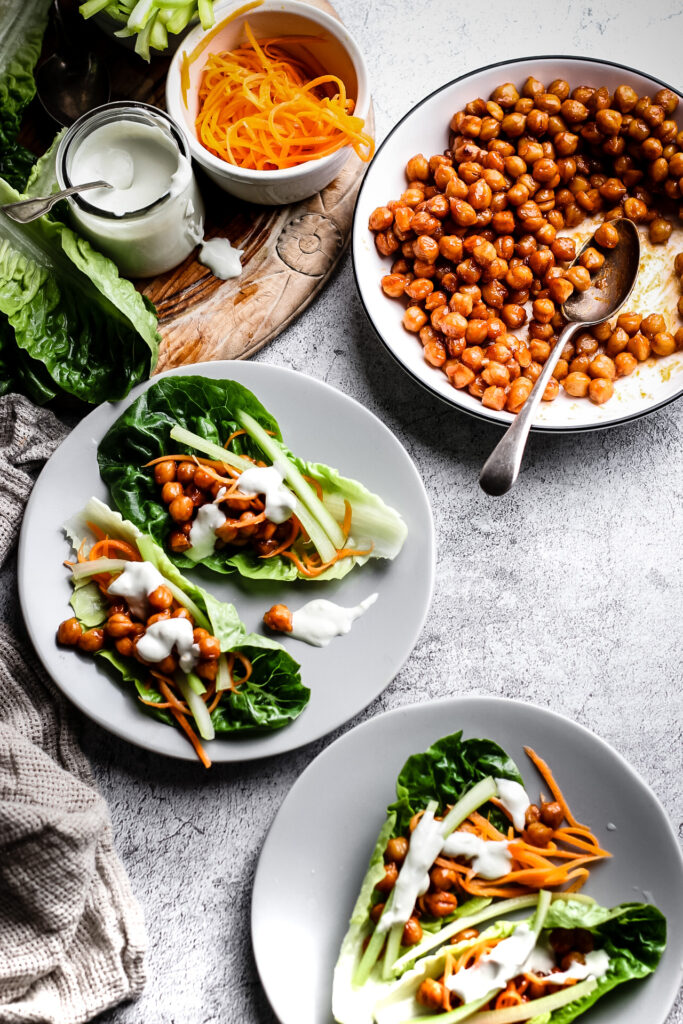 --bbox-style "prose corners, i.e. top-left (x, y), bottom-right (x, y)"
top-left (194, 22), bottom-right (374, 170)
